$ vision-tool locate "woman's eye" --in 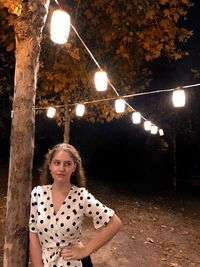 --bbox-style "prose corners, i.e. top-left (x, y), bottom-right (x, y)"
top-left (64, 162), bottom-right (72, 167)
top-left (52, 161), bottom-right (73, 167)
top-left (53, 161), bottom-right (60, 165)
